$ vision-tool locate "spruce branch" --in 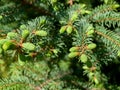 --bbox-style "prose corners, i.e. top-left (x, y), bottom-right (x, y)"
top-left (95, 30), bottom-right (120, 47)
top-left (88, 4), bottom-right (119, 21)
